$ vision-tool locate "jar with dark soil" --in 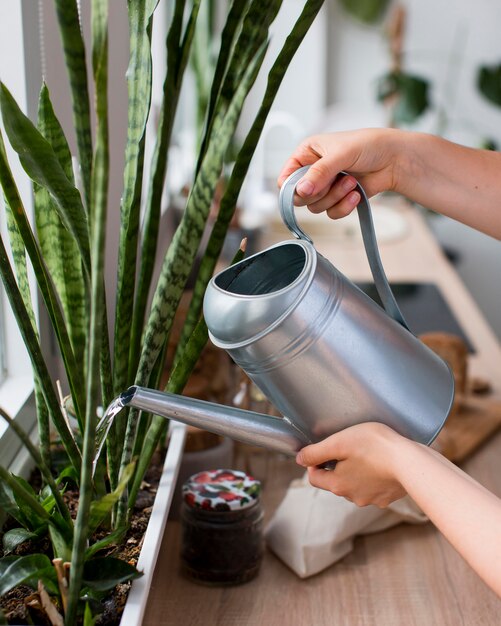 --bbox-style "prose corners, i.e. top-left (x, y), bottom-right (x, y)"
top-left (180, 469), bottom-right (263, 585)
